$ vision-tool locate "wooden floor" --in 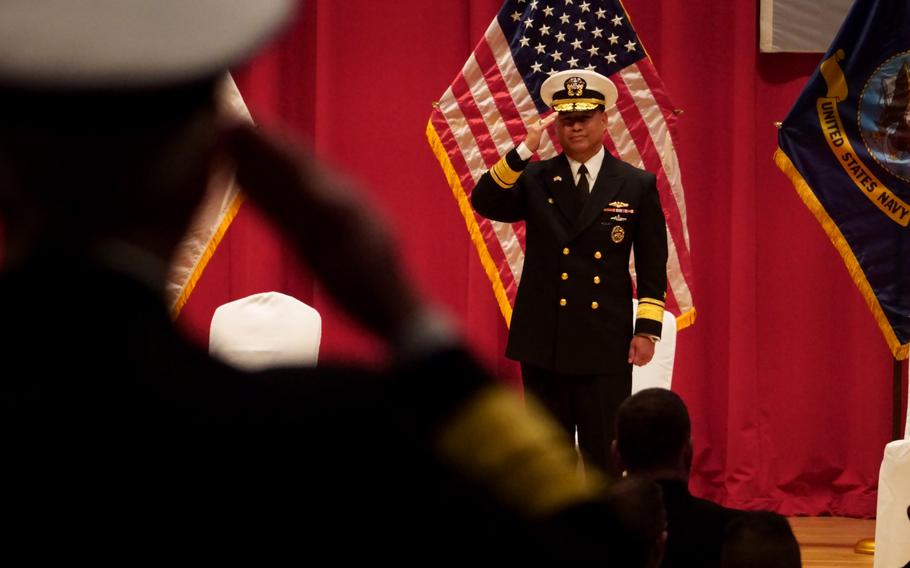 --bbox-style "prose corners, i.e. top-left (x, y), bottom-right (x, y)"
top-left (788, 517), bottom-right (876, 567)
